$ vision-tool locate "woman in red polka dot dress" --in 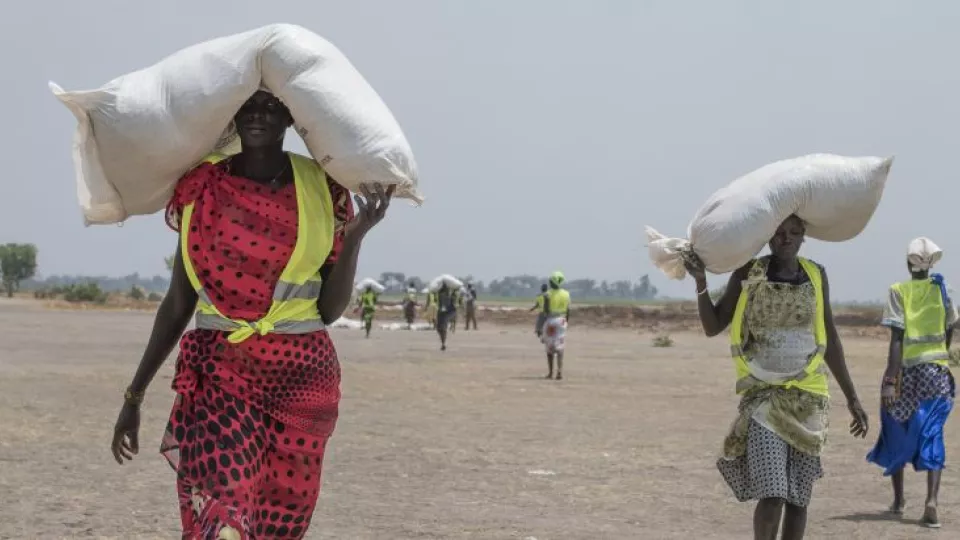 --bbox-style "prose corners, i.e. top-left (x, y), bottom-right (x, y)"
top-left (109, 90), bottom-right (394, 539)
